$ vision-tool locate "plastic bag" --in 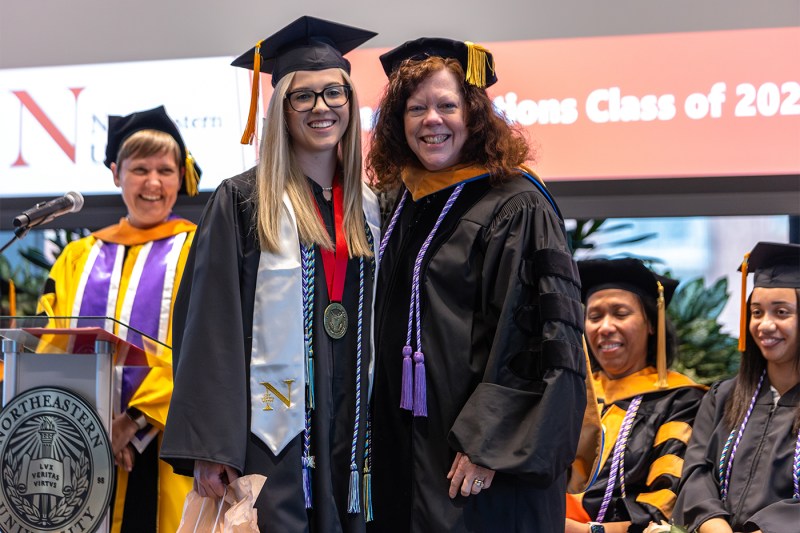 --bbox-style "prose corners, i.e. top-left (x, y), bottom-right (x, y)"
top-left (176, 474), bottom-right (267, 533)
